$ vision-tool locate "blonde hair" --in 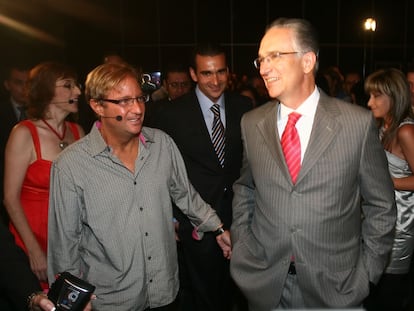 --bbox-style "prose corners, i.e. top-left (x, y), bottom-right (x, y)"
top-left (85, 63), bottom-right (141, 102)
